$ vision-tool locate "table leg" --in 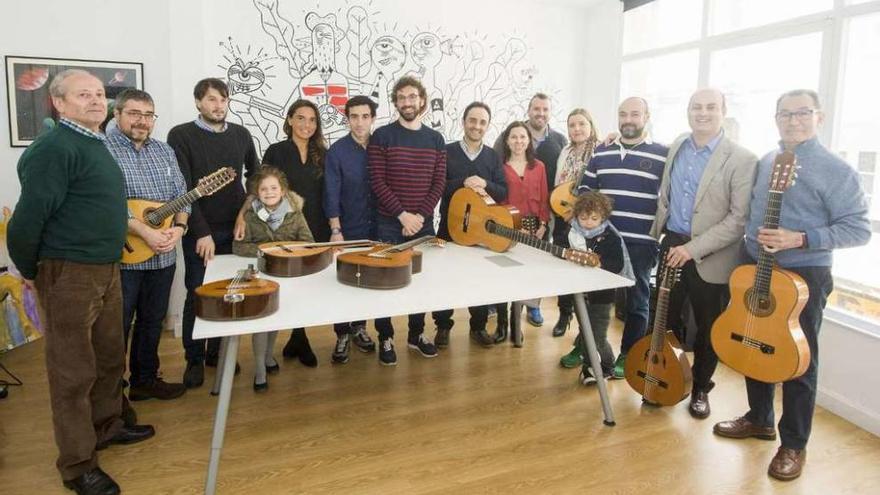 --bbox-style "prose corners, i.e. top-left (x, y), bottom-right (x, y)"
top-left (572, 294), bottom-right (616, 426)
top-left (205, 335), bottom-right (239, 495)
top-left (510, 301), bottom-right (523, 348)
top-left (211, 337), bottom-right (228, 396)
